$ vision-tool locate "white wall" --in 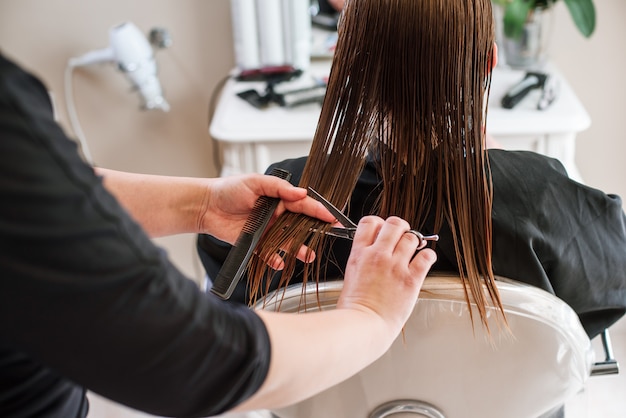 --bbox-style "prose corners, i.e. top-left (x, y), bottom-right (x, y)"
top-left (551, 0), bottom-right (626, 198)
top-left (1, 0), bottom-right (624, 280)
